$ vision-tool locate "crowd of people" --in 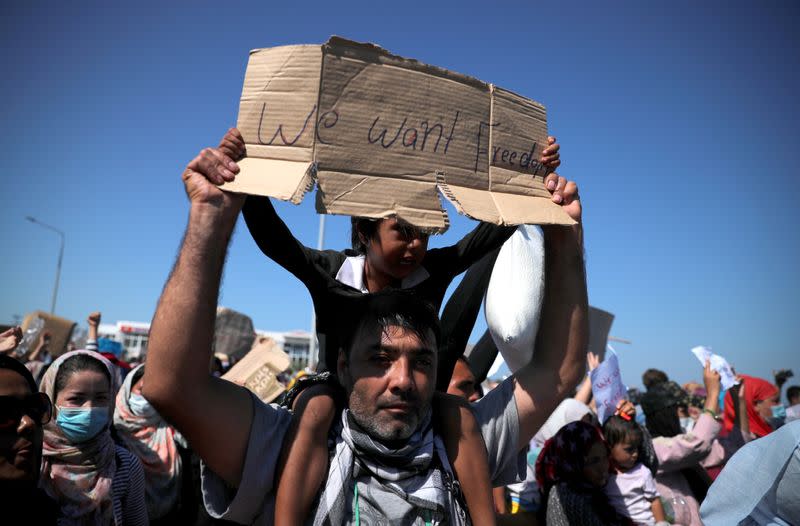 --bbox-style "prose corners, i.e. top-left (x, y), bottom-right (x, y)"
top-left (2, 128), bottom-right (799, 525)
